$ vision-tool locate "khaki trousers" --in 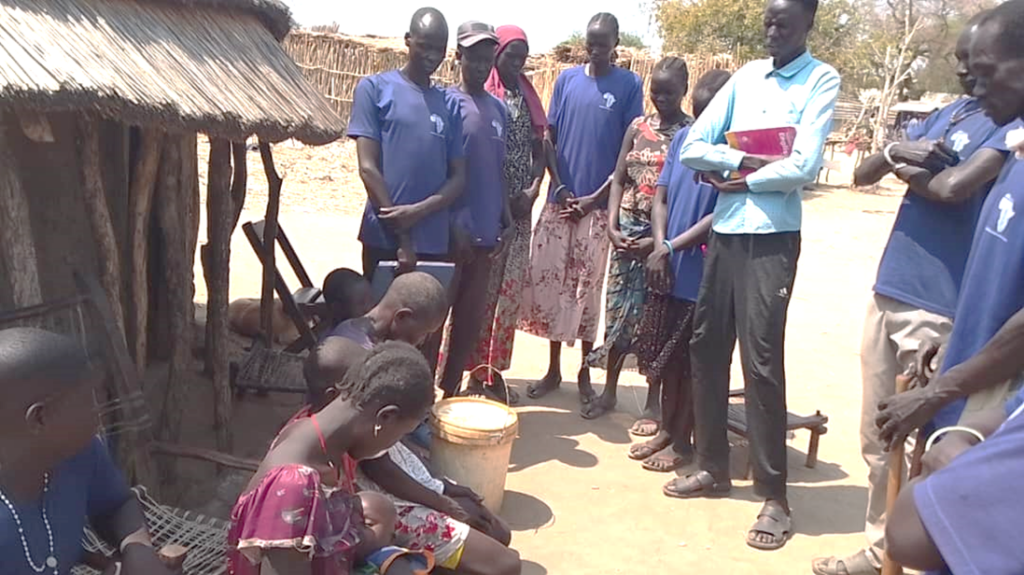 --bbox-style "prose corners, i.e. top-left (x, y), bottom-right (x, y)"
top-left (859, 293), bottom-right (952, 567)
